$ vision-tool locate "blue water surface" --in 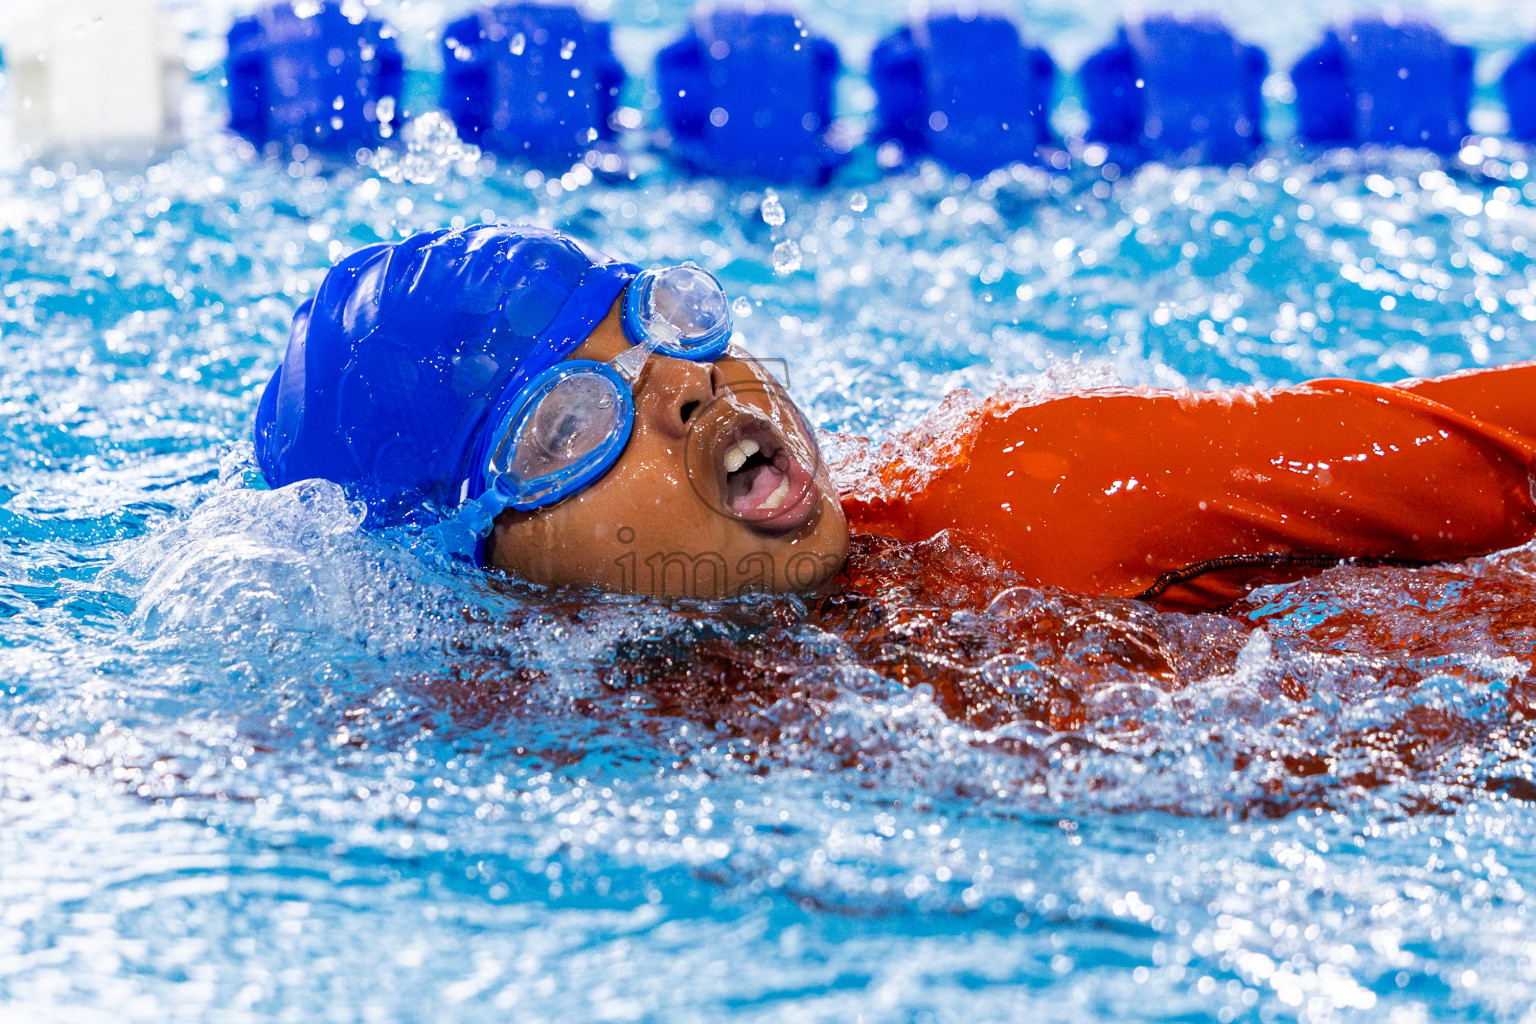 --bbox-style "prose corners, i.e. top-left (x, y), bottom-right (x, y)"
top-left (2, 1), bottom-right (1536, 1021)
